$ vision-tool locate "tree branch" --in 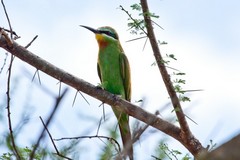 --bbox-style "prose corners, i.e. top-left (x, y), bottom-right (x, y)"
top-left (140, 0), bottom-right (188, 134)
top-left (140, 0), bottom-right (205, 156)
top-left (199, 134), bottom-right (240, 160)
top-left (0, 29), bottom-right (204, 157)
